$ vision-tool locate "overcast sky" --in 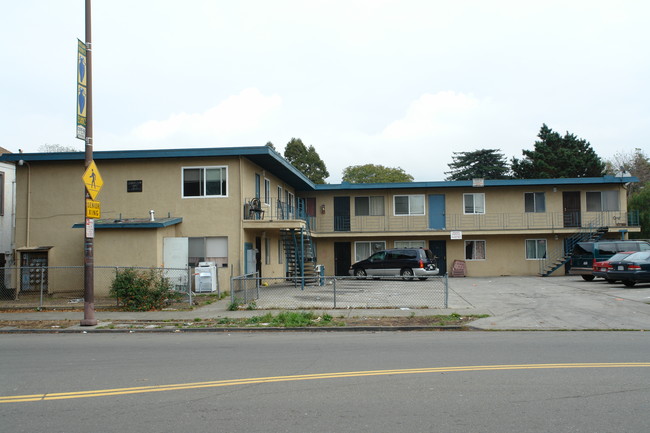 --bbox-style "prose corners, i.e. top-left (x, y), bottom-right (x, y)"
top-left (1, 0), bottom-right (648, 182)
